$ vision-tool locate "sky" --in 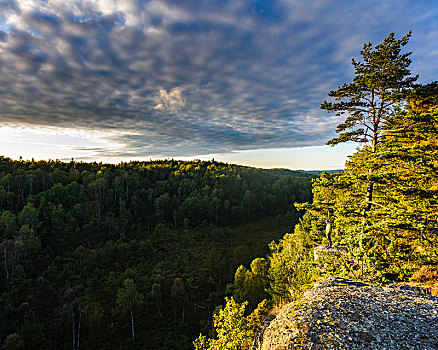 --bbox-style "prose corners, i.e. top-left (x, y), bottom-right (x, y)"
top-left (0, 0), bottom-right (437, 170)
